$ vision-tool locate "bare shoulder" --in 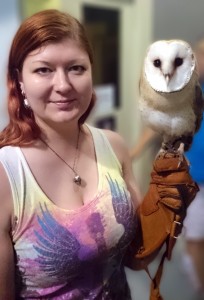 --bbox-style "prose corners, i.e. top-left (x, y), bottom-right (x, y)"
top-left (102, 129), bottom-right (126, 145)
top-left (101, 129), bottom-right (142, 205)
top-left (101, 129), bottom-right (128, 164)
top-left (0, 162), bottom-right (13, 232)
